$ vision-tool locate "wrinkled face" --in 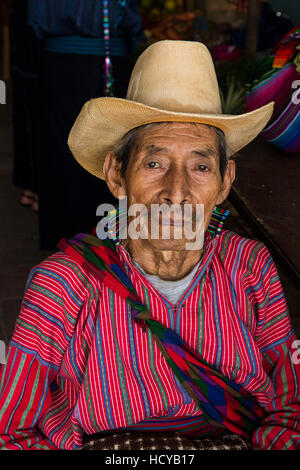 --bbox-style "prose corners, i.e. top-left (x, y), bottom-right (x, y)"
top-left (104, 122), bottom-right (235, 251)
